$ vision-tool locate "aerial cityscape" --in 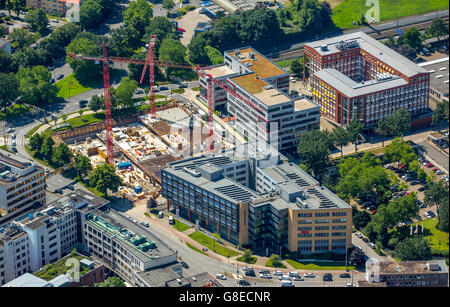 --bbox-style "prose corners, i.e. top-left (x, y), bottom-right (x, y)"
top-left (0, 0), bottom-right (448, 292)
